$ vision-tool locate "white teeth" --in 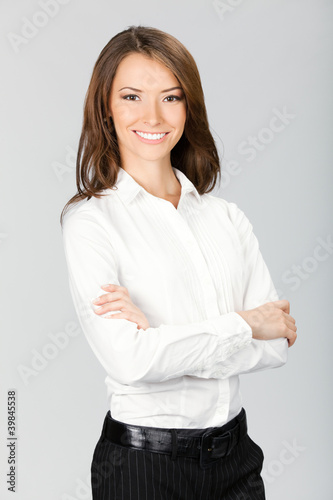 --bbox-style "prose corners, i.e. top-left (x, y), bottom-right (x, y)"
top-left (135, 131), bottom-right (166, 140)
